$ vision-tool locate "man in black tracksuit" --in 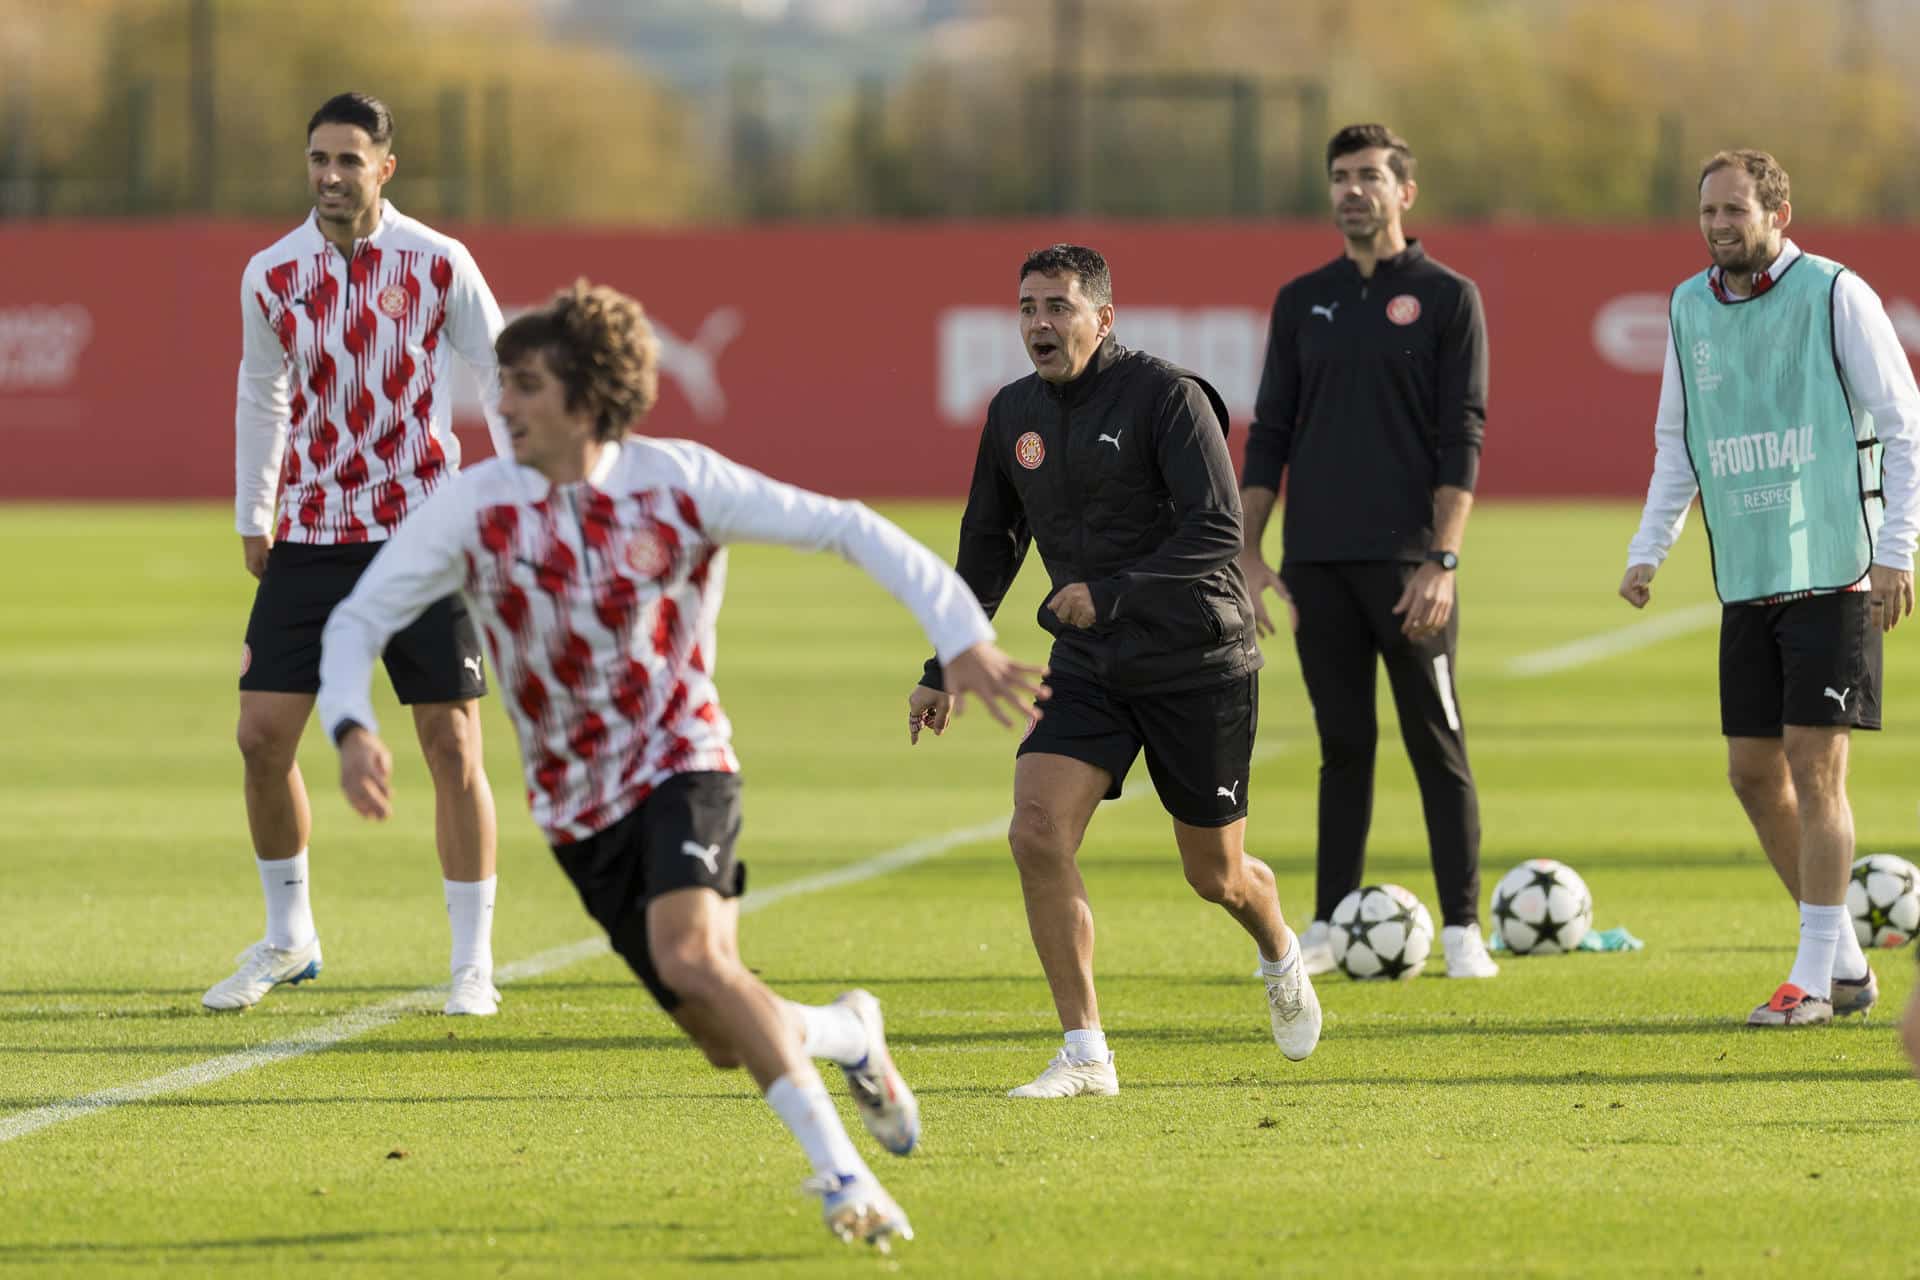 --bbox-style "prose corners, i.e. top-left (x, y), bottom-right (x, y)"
top-left (908, 244), bottom-right (1321, 1099)
top-left (1236, 124), bottom-right (1497, 980)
